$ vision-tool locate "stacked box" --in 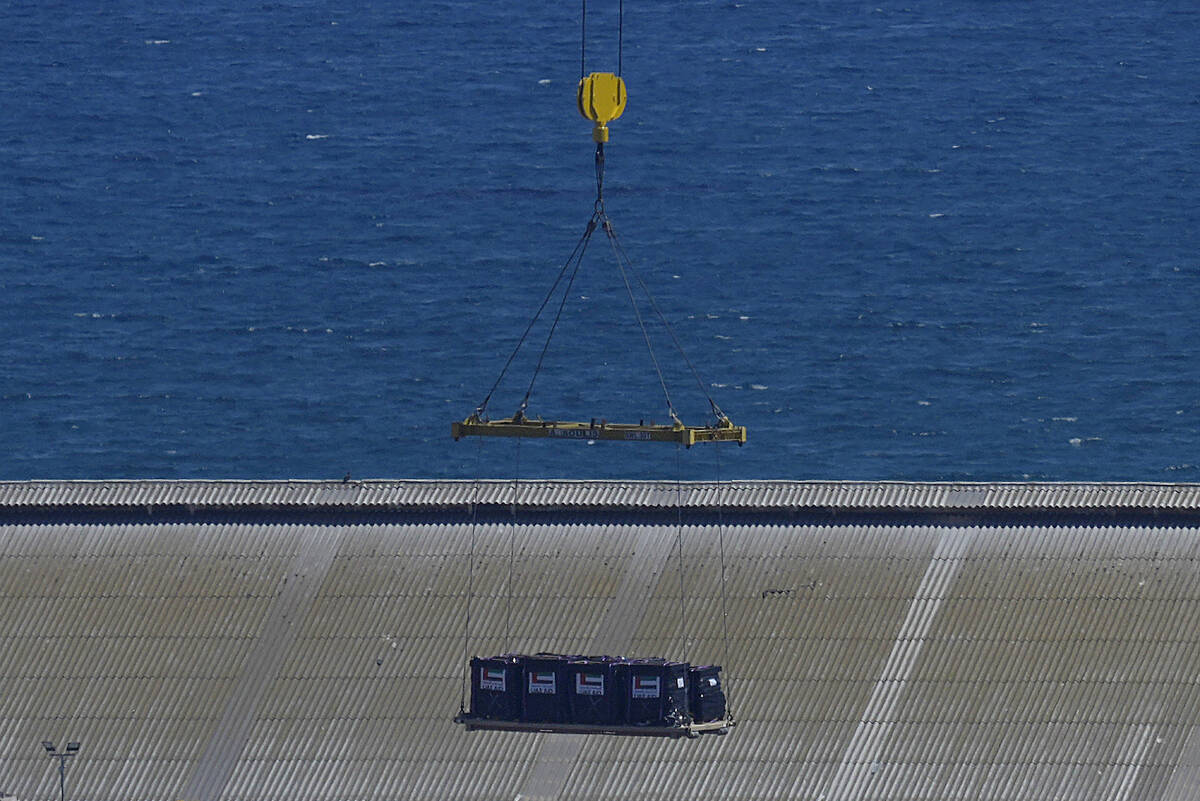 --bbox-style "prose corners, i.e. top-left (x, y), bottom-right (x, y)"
top-left (567, 657), bottom-right (623, 725)
top-left (688, 664), bottom-right (727, 723)
top-left (621, 659), bottom-right (690, 727)
top-left (520, 653), bottom-right (571, 723)
top-left (469, 655), bottom-right (523, 720)
top-left (468, 653), bottom-right (719, 730)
